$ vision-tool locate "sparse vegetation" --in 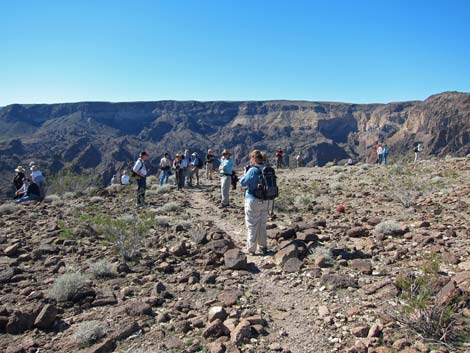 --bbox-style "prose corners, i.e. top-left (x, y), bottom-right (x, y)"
top-left (157, 202), bottom-right (181, 213)
top-left (392, 254), bottom-right (469, 347)
top-left (44, 194), bottom-right (61, 204)
top-left (374, 220), bottom-right (402, 236)
top-left (89, 259), bottom-right (115, 278)
top-left (73, 320), bottom-right (107, 347)
top-left (0, 203), bottom-right (16, 215)
top-left (47, 170), bottom-right (100, 195)
top-left (48, 271), bottom-right (88, 302)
